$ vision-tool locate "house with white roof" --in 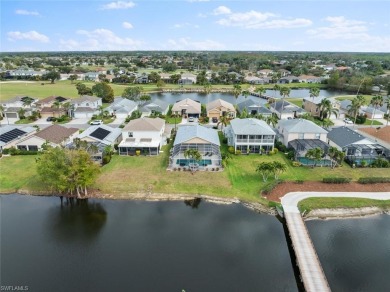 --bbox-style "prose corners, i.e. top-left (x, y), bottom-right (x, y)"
top-left (224, 118), bottom-right (276, 154)
top-left (169, 124), bottom-right (222, 171)
top-left (178, 73), bottom-right (197, 85)
top-left (118, 117), bottom-right (165, 156)
top-left (71, 95), bottom-right (102, 118)
top-left (105, 97), bottom-right (138, 119)
top-left (237, 100), bottom-right (271, 117)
